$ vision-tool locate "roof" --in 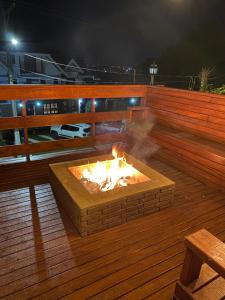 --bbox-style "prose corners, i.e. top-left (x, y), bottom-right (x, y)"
top-left (65, 58), bottom-right (84, 74)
